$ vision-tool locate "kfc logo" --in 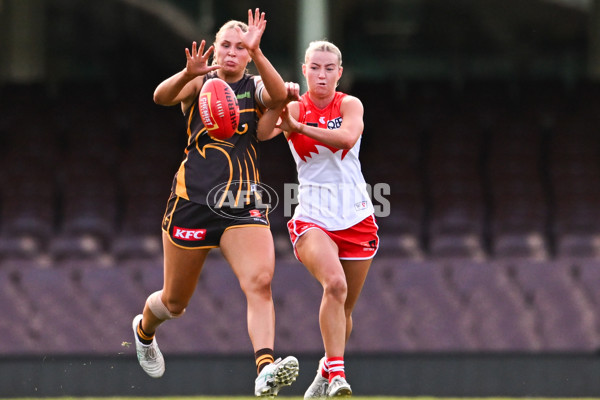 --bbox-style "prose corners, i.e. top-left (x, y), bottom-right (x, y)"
top-left (173, 227), bottom-right (206, 241)
top-left (249, 209), bottom-right (262, 218)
